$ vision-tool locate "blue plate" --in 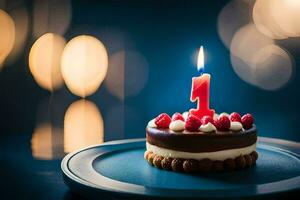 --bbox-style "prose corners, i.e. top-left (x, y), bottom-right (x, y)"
top-left (61, 137), bottom-right (300, 199)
